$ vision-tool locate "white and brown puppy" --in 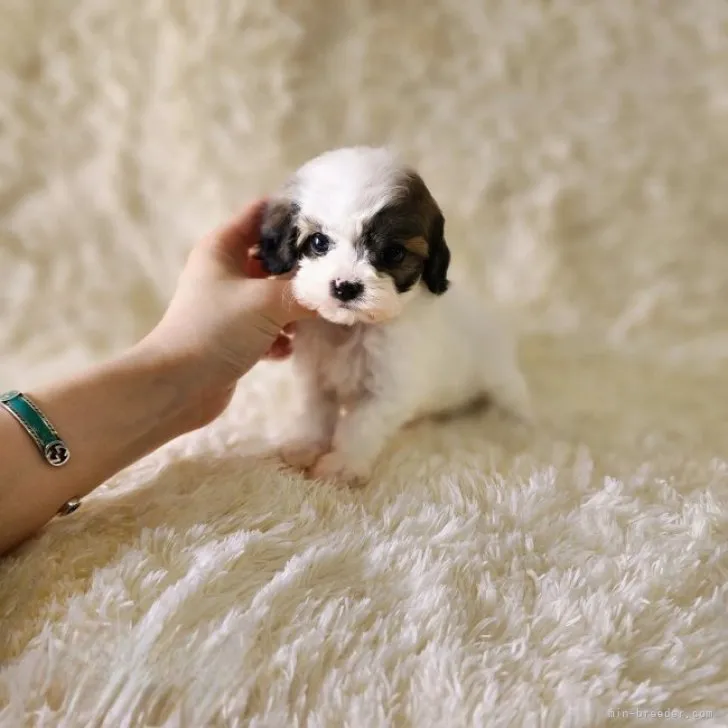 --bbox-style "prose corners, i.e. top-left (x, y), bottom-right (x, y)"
top-left (257, 146), bottom-right (532, 485)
